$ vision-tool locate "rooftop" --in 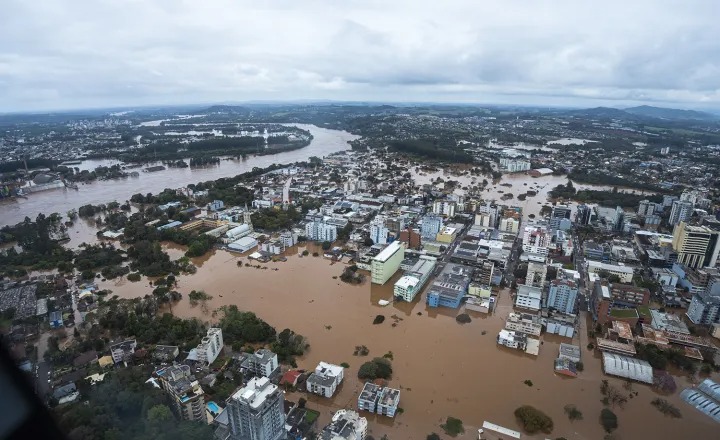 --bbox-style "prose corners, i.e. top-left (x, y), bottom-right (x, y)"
top-left (373, 241), bottom-right (403, 263)
top-left (232, 376), bottom-right (278, 409)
